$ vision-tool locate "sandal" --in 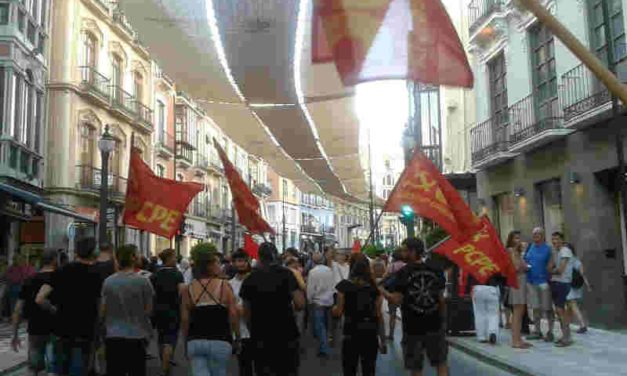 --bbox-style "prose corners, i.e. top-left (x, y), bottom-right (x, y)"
top-left (512, 342), bottom-right (533, 349)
